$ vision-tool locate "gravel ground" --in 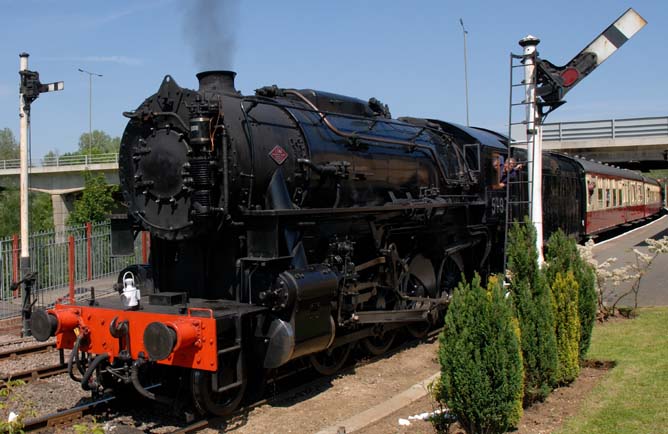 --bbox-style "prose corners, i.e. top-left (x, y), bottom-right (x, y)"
top-left (0, 330), bottom-right (611, 434)
top-left (0, 336), bottom-right (26, 345)
top-left (0, 332), bottom-right (441, 433)
top-left (0, 347), bottom-right (65, 377)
